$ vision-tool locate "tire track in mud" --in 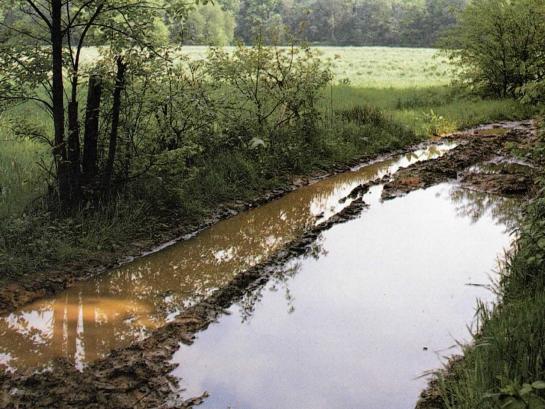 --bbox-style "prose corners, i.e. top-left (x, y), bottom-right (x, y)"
top-left (1, 120), bottom-right (538, 409)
